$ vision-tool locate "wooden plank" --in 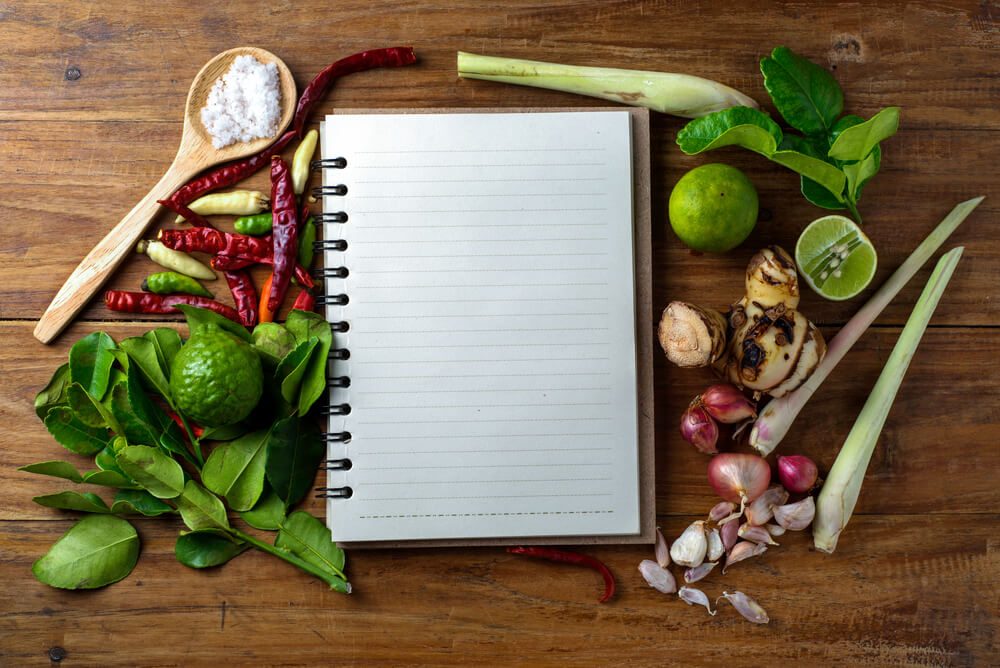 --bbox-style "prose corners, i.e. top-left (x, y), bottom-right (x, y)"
top-left (0, 514), bottom-right (995, 665)
top-left (0, 1), bottom-right (997, 129)
top-left (4, 322), bottom-right (997, 520)
top-left (0, 119), bottom-right (996, 325)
